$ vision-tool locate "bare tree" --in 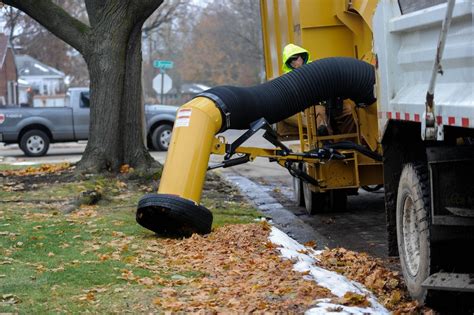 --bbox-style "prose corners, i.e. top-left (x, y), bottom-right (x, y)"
top-left (3, 1), bottom-right (89, 87)
top-left (140, 0), bottom-right (205, 102)
top-left (177, 0), bottom-right (264, 87)
top-left (2, 6), bottom-right (38, 50)
top-left (1, 0), bottom-right (163, 173)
